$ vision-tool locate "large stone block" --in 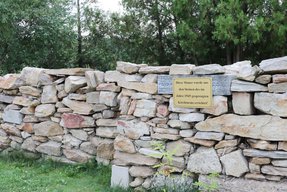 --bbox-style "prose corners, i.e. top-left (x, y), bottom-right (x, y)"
top-left (117, 81), bottom-right (157, 94)
top-left (99, 91), bottom-right (118, 107)
top-left (114, 151), bottom-right (158, 166)
top-left (41, 85), bottom-right (58, 104)
top-left (45, 68), bottom-right (92, 76)
top-left (105, 71), bottom-right (142, 82)
top-left (34, 121), bottom-right (63, 136)
top-left (114, 135), bottom-right (136, 153)
top-left (268, 82), bottom-right (287, 93)
top-left (96, 127), bottom-right (118, 138)
top-left (166, 140), bottom-right (191, 157)
top-left (169, 64), bottom-right (195, 75)
top-left (231, 80), bottom-right (268, 92)
top-left (117, 120), bottom-right (150, 139)
top-left (243, 149), bottom-right (287, 159)
top-left (116, 61), bottom-right (141, 74)
top-left (200, 96), bottom-right (228, 116)
top-left (220, 150), bottom-right (249, 177)
top-left (259, 56), bottom-right (287, 73)
top-left (139, 66), bottom-right (170, 74)
top-left (85, 70), bottom-right (104, 89)
top-left (19, 86), bottom-right (42, 97)
top-left (35, 104), bottom-right (56, 117)
top-left (36, 141), bottom-right (62, 156)
top-left (179, 113), bottom-right (205, 122)
top-left (62, 97), bottom-right (93, 115)
top-left (134, 99), bottom-right (157, 117)
top-left (64, 76), bottom-right (87, 93)
top-left (193, 64), bottom-right (225, 75)
top-left (0, 74), bottom-right (23, 90)
top-left (60, 113), bottom-right (95, 128)
top-left (20, 67), bottom-right (52, 86)
top-left (3, 110), bottom-right (23, 125)
top-left (232, 92), bottom-right (254, 115)
top-left (187, 147), bottom-right (221, 174)
top-left (195, 114), bottom-right (287, 141)
top-left (261, 165), bottom-right (287, 176)
top-left (63, 149), bottom-right (92, 163)
top-left (255, 92), bottom-right (287, 117)
top-left (129, 166), bottom-right (155, 178)
top-left (111, 165), bottom-right (131, 189)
